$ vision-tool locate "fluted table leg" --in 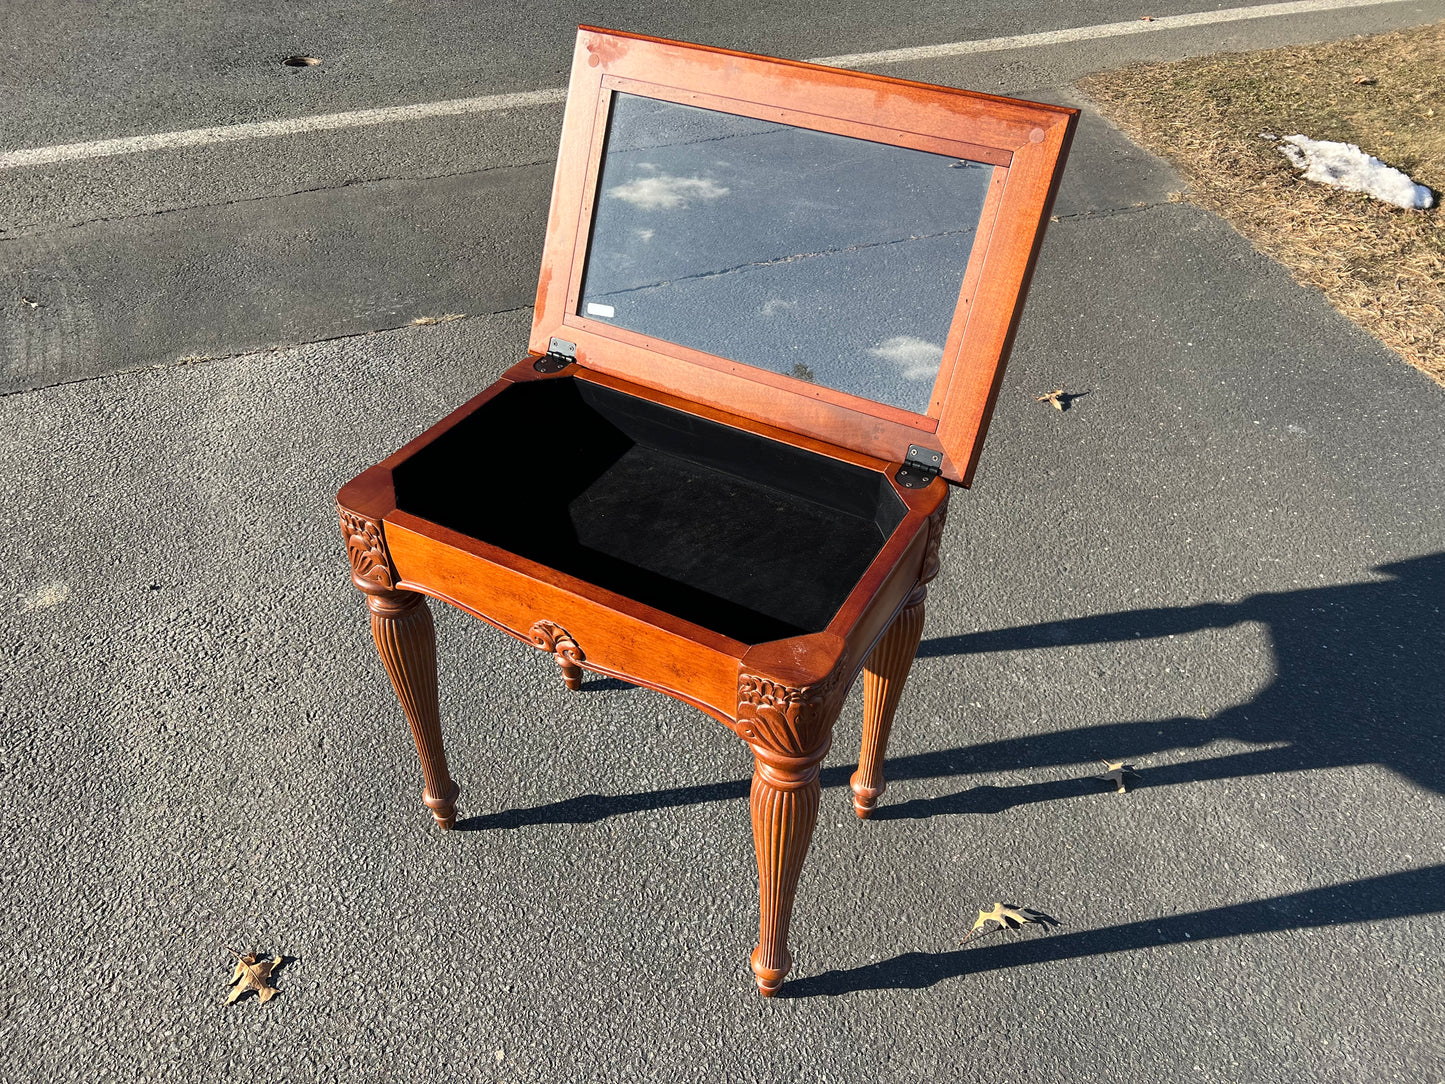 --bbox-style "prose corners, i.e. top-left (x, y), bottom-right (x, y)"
top-left (749, 743), bottom-right (827, 996)
top-left (851, 584), bottom-right (927, 819)
top-left (735, 660), bottom-right (844, 997)
top-left (367, 589), bottom-right (459, 829)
